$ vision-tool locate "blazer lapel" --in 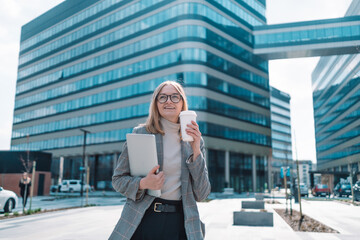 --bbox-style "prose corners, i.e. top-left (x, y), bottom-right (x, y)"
top-left (155, 133), bottom-right (164, 171)
top-left (180, 141), bottom-right (190, 194)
